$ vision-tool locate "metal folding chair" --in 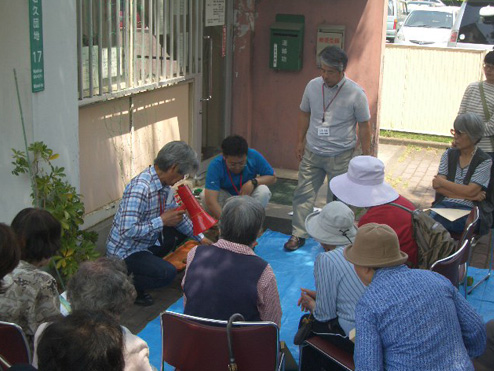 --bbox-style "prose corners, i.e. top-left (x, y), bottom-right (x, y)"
top-left (160, 311), bottom-right (284, 371)
top-left (299, 335), bottom-right (354, 371)
top-left (431, 239), bottom-right (471, 297)
top-left (469, 228), bottom-right (494, 294)
top-left (448, 206), bottom-right (493, 294)
top-left (0, 321), bottom-right (31, 369)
